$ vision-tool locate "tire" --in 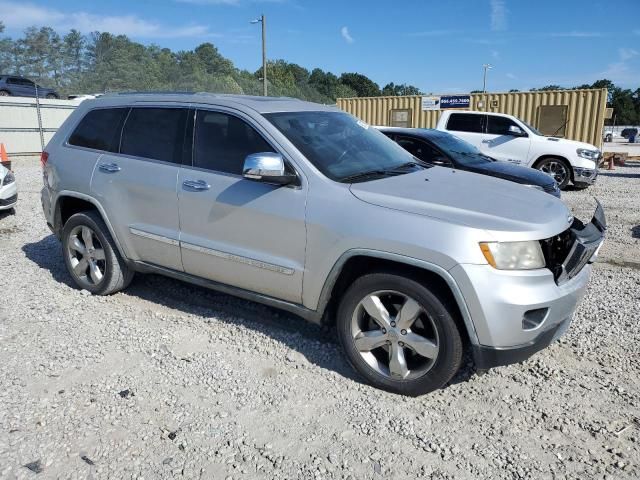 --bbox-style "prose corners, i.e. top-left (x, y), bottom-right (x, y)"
top-left (573, 183), bottom-right (590, 190)
top-left (61, 211), bottom-right (133, 295)
top-left (45, 93), bottom-right (58, 99)
top-left (336, 272), bottom-right (463, 396)
top-left (605, 134), bottom-right (612, 142)
top-left (535, 157), bottom-right (571, 190)
top-left (0, 90), bottom-right (10, 96)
